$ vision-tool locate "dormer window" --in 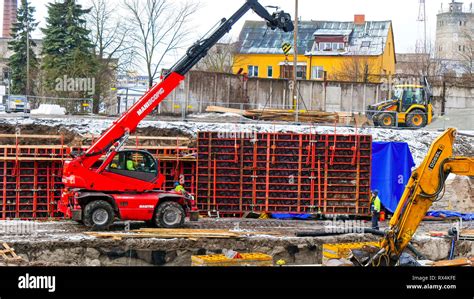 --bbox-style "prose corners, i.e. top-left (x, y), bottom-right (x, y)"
top-left (320, 42), bottom-right (332, 51)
